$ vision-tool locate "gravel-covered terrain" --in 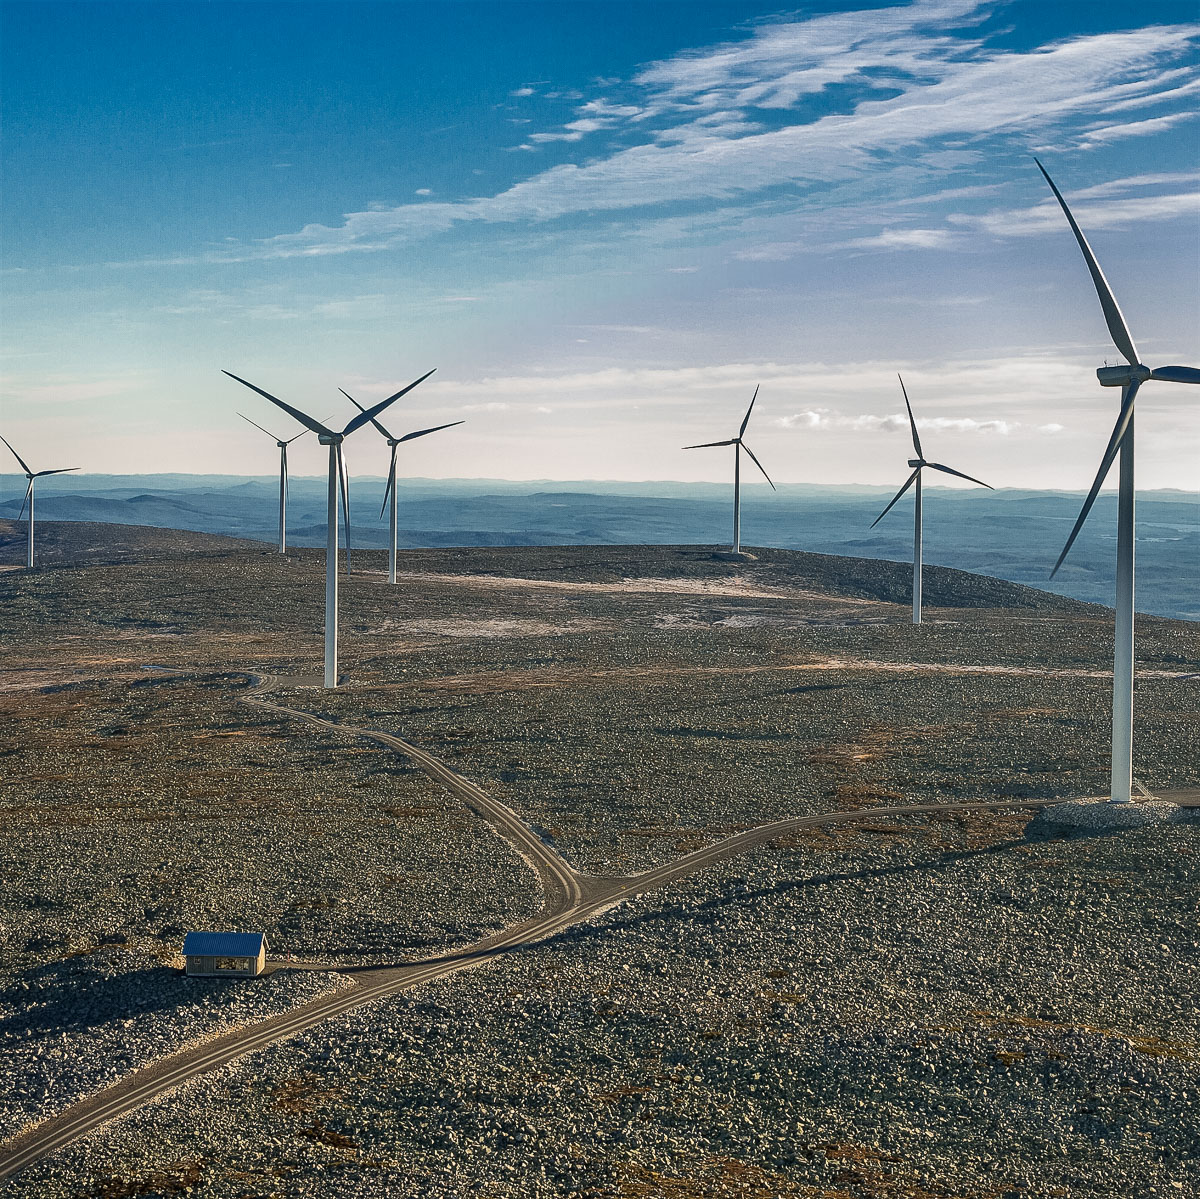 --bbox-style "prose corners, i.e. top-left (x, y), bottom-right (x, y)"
top-left (15, 816), bottom-right (1198, 1197)
top-left (2, 527), bottom-right (1198, 1197)
top-left (0, 950), bottom-right (351, 1142)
